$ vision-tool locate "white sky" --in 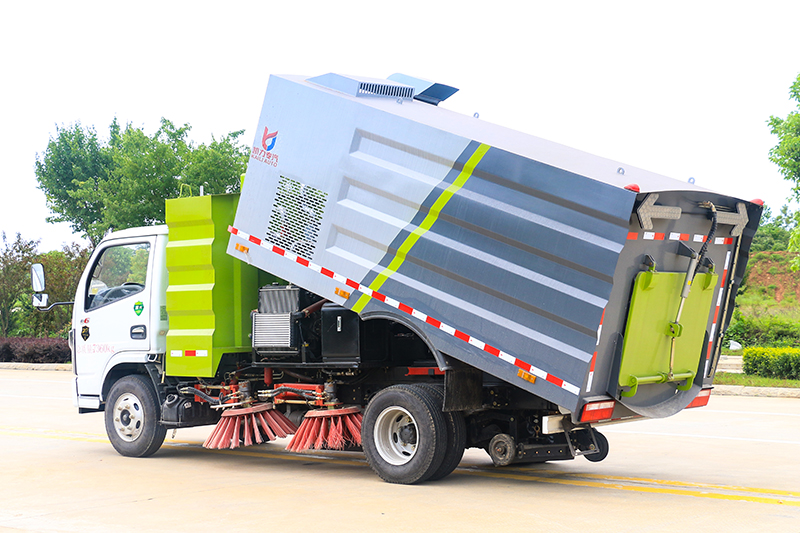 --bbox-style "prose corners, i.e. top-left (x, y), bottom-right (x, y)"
top-left (1, 1), bottom-right (798, 252)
